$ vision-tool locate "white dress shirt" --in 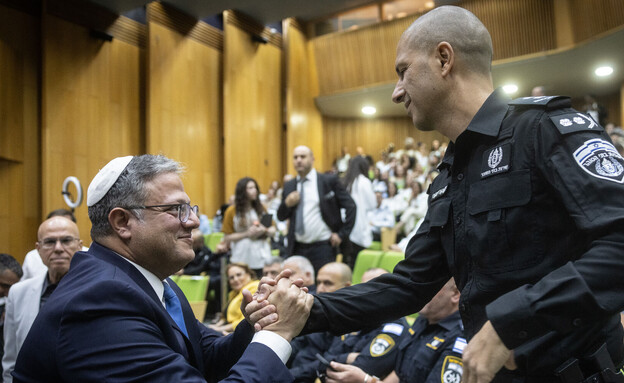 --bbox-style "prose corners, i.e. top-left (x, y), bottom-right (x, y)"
top-left (295, 169), bottom-right (332, 244)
